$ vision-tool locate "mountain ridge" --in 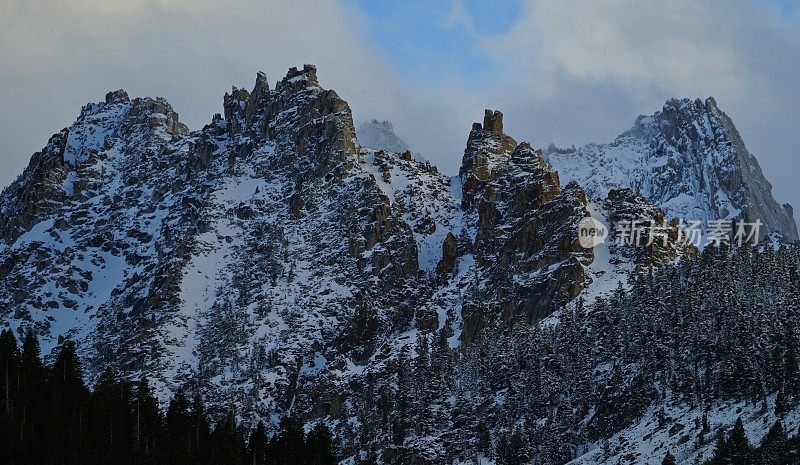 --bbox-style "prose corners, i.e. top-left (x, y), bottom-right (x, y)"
top-left (546, 96), bottom-right (798, 240)
top-left (1, 65), bottom-right (798, 464)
